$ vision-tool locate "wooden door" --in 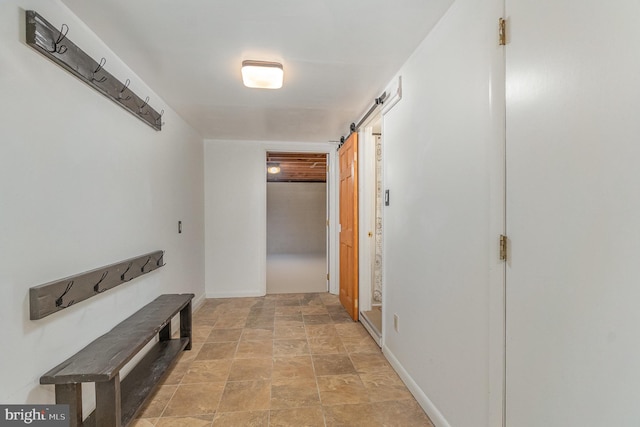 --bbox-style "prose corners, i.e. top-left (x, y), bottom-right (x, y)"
top-left (339, 132), bottom-right (358, 321)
